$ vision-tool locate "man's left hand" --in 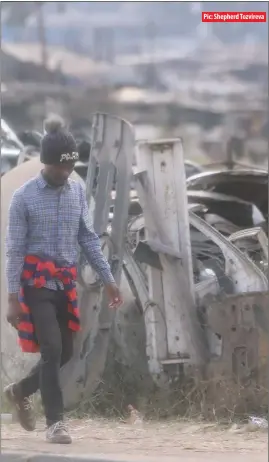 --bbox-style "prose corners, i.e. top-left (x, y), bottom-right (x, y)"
top-left (105, 283), bottom-right (123, 309)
